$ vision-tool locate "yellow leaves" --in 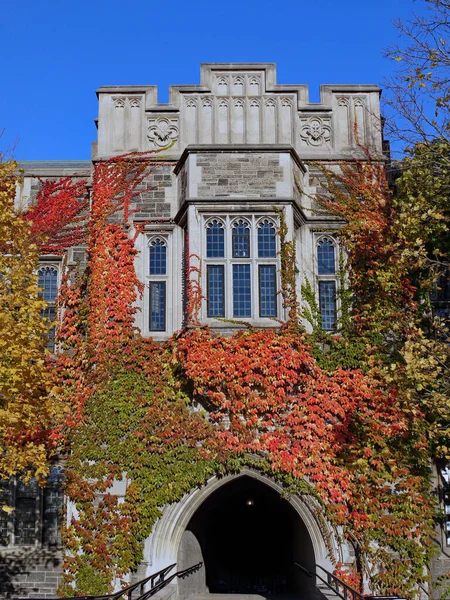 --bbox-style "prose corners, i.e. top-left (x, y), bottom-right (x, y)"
top-left (0, 157), bottom-right (55, 480)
